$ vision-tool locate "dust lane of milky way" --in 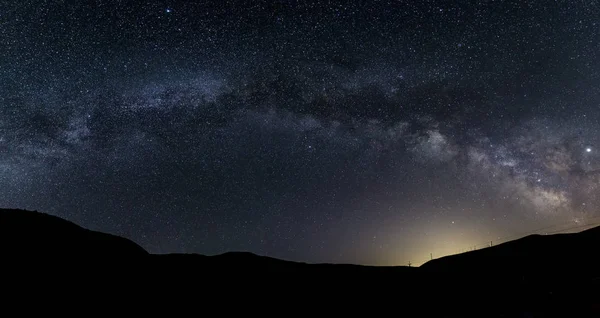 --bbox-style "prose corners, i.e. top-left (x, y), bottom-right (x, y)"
top-left (1, 1), bottom-right (599, 265)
